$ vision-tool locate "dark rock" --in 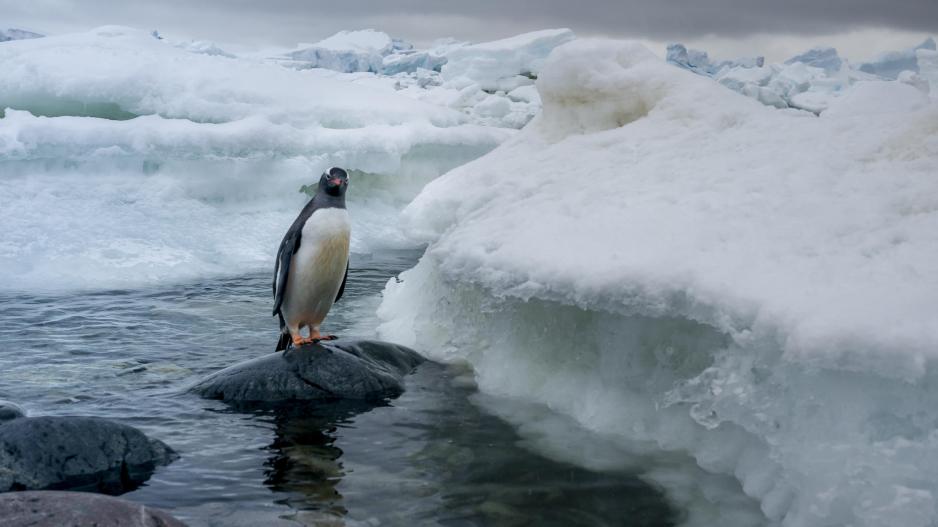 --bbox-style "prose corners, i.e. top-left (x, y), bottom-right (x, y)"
top-left (0, 416), bottom-right (177, 494)
top-left (189, 338), bottom-right (424, 403)
top-left (0, 490), bottom-right (186, 527)
top-left (0, 400), bottom-right (24, 423)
